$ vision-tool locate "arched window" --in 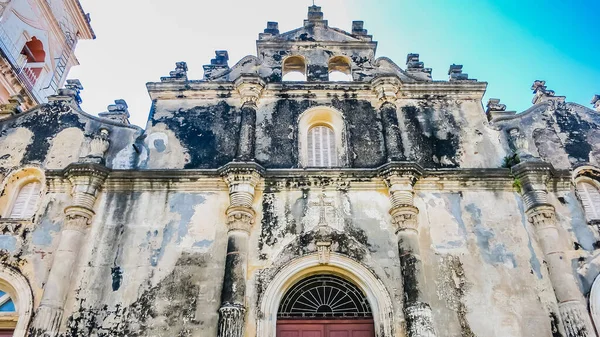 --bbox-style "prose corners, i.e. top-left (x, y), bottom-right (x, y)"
top-left (278, 274), bottom-right (372, 319)
top-left (282, 55), bottom-right (307, 82)
top-left (20, 37), bottom-right (45, 86)
top-left (9, 181), bottom-right (41, 219)
top-left (298, 107), bottom-right (346, 168)
top-left (307, 125), bottom-right (337, 167)
top-left (0, 289), bottom-right (17, 335)
top-left (577, 180), bottom-right (600, 222)
top-left (328, 56), bottom-right (352, 82)
top-left (0, 266), bottom-right (33, 337)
